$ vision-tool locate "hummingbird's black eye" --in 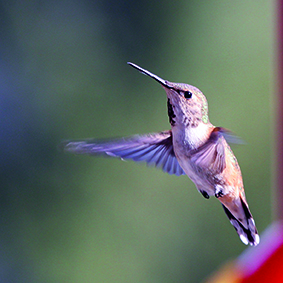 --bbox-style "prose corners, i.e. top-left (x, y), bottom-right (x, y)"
top-left (184, 91), bottom-right (192, 99)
